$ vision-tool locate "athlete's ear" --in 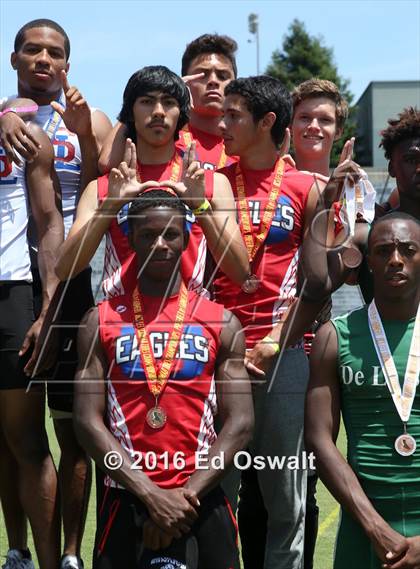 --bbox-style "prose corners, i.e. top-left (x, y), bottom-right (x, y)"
top-left (261, 111), bottom-right (276, 132)
top-left (10, 52), bottom-right (17, 70)
top-left (65, 61), bottom-right (70, 74)
top-left (334, 127), bottom-right (344, 141)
